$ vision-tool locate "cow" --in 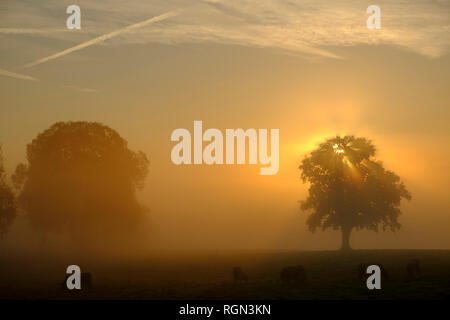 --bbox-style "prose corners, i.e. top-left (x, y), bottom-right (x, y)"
top-left (280, 265), bottom-right (307, 284)
top-left (406, 259), bottom-right (421, 280)
top-left (358, 263), bottom-right (389, 280)
top-left (232, 267), bottom-right (248, 284)
top-left (81, 272), bottom-right (93, 290)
